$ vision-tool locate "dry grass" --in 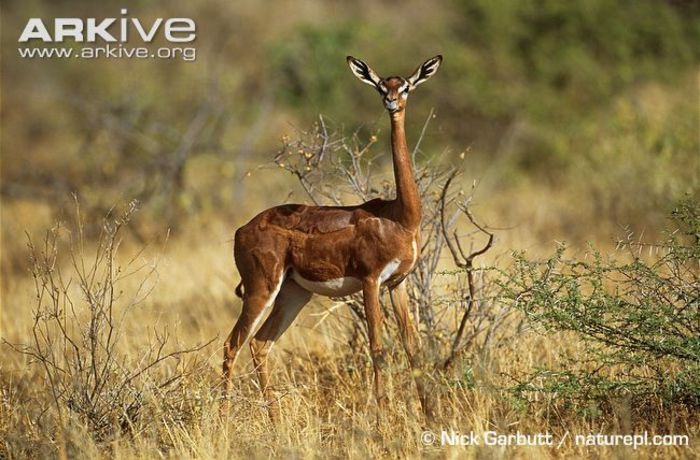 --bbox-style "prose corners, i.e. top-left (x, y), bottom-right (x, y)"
top-left (1, 204), bottom-right (697, 459)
